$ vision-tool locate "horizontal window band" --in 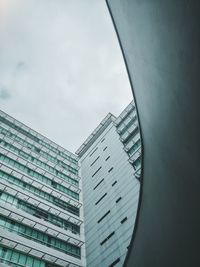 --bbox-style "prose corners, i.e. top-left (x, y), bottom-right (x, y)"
top-left (0, 116), bottom-right (77, 163)
top-left (123, 126), bottom-right (139, 144)
top-left (0, 245), bottom-right (45, 267)
top-left (0, 169), bottom-right (79, 215)
top-left (0, 139), bottom-right (78, 182)
top-left (0, 126), bottom-right (78, 173)
top-left (0, 214), bottom-right (81, 258)
top-left (0, 153), bottom-right (78, 190)
top-left (0, 190), bottom-right (80, 234)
